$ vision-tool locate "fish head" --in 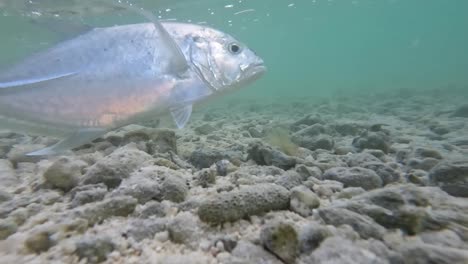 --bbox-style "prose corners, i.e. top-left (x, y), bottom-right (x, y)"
top-left (187, 26), bottom-right (266, 92)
